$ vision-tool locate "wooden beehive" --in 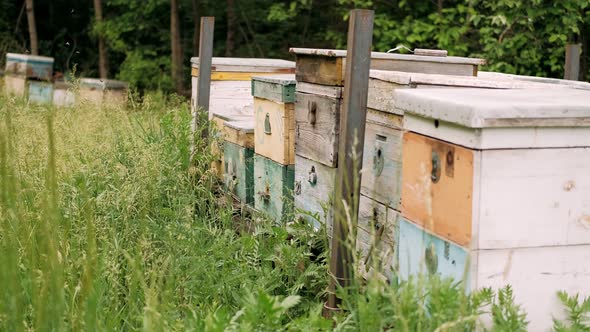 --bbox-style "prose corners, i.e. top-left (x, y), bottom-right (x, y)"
top-left (5, 53), bottom-right (54, 81)
top-left (53, 81), bottom-right (75, 107)
top-left (4, 74), bottom-right (27, 97)
top-left (222, 119), bottom-right (255, 205)
top-left (27, 80), bottom-right (53, 104)
top-left (210, 113), bottom-right (251, 180)
top-left (394, 87), bottom-right (590, 331)
top-left (190, 57), bottom-right (295, 121)
top-left (79, 78), bottom-right (128, 107)
top-left (251, 75), bottom-right (297, 222)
